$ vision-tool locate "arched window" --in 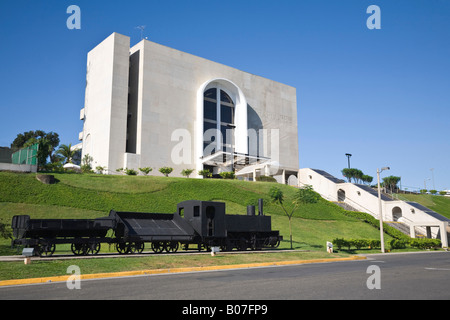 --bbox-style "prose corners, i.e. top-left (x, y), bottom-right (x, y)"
top-left (203, 88), bottom-right (235, 156)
